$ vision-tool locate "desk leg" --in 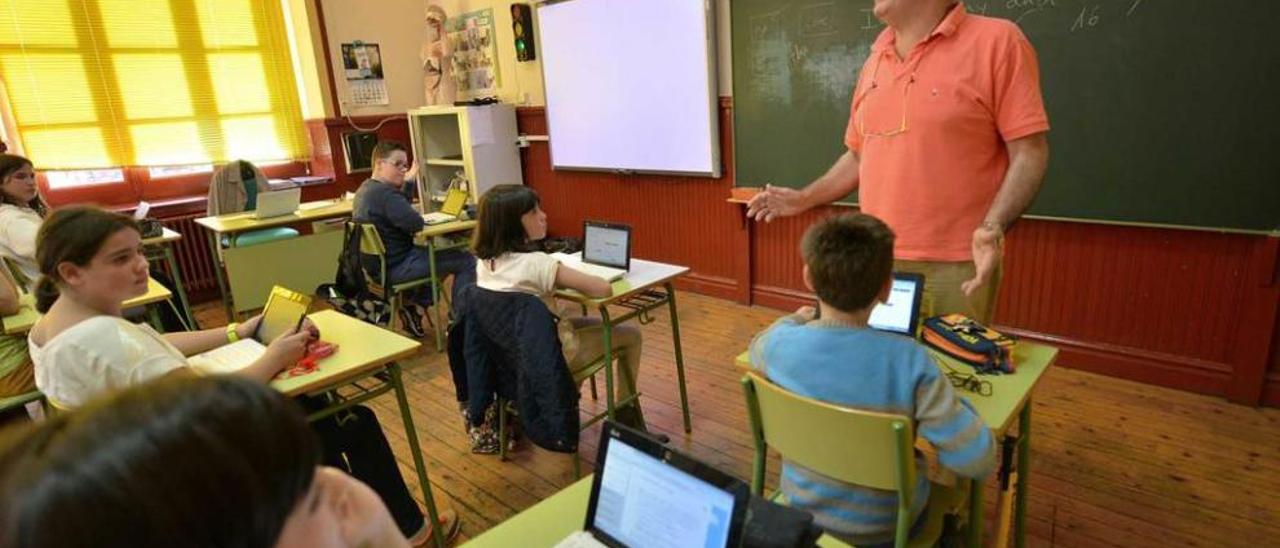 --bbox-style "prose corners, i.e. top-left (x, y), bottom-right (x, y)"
top-left (388, 362), bottom-right (446, 548)
top-left (207, 230), bottom-right (233, 320)
top-left (1014, 398), bottom-right (1032, 548)
top-left (664, 282), bottom-right (692, 433)
top-left (427, 244), bottom-right (444, 352)
top-left (599, 307), bottom-right (616, 420)
top-left (968, 476), bottom-right (984, 547)
top-left (162, 245), bottom-right (197, 329)
top-left (146, 305), bottom-right (164, 332)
